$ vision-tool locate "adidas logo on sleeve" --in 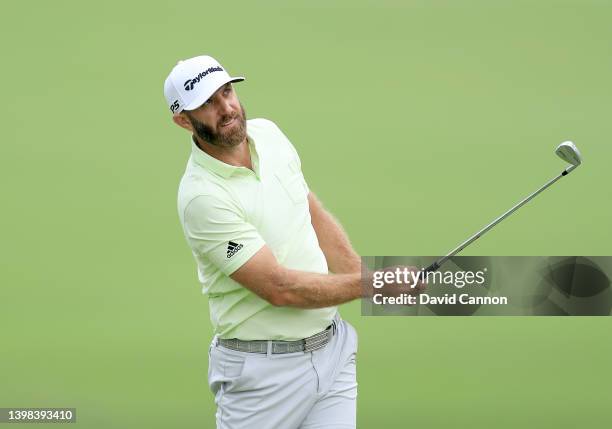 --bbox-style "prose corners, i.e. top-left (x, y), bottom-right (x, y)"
top-left (226, 241), bottom-right (244, 258)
